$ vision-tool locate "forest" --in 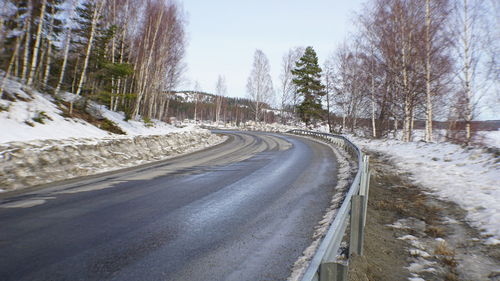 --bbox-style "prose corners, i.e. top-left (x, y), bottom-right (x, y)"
top-left (0, 0), bottom-right (188, 121)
